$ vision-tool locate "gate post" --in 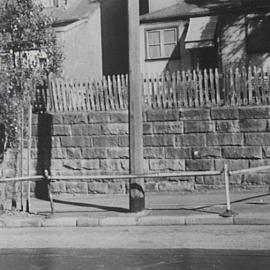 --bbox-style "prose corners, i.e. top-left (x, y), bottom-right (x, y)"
top-left (128, 0), bottom-right (145, 212)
